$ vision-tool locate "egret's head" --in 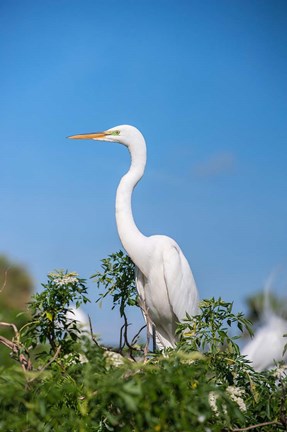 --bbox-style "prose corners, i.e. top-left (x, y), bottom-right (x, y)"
top-left (68, 124), bottom-right (143, 147)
